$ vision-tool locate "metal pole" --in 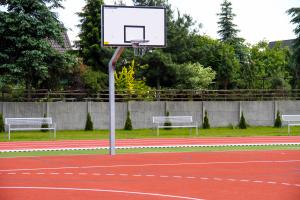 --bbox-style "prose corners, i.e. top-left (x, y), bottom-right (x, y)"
top-left (109, 47), bottom-right (125, 156)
